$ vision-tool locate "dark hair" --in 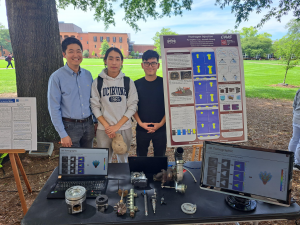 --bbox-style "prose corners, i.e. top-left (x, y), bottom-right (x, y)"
top-left (103, 47), bottom-right (124, 70)
top-left (142, 50), bottom-right (159, 62)
top-left (62, 37), bottom-right (83, 53)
